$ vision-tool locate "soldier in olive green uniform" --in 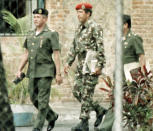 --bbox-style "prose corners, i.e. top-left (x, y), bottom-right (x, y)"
top-left (0, 45), bottom-right (15, 131)
top-left (64, 3), bottom-right (106, 131)
top-left (122, 15), bottom-right (145, 81)
top-left (16, 8), bottom-right (62, 131)
top-left (98, 15), bottom-right (145, 131)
